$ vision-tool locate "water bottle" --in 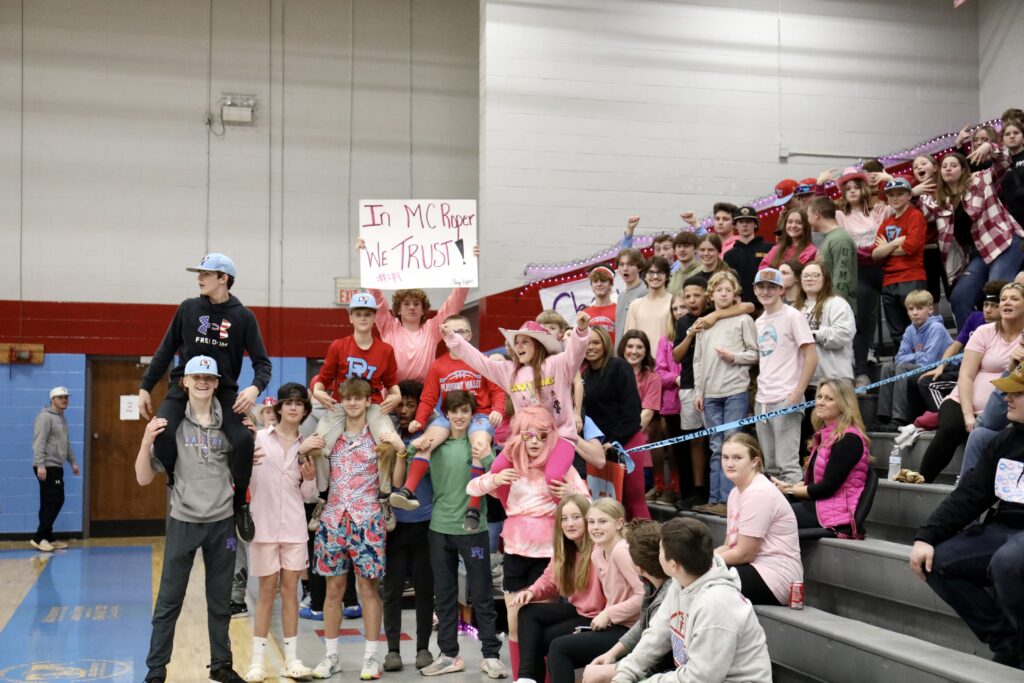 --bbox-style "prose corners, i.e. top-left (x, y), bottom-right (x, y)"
top-left (888, 443), bottom-right (902, 481)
